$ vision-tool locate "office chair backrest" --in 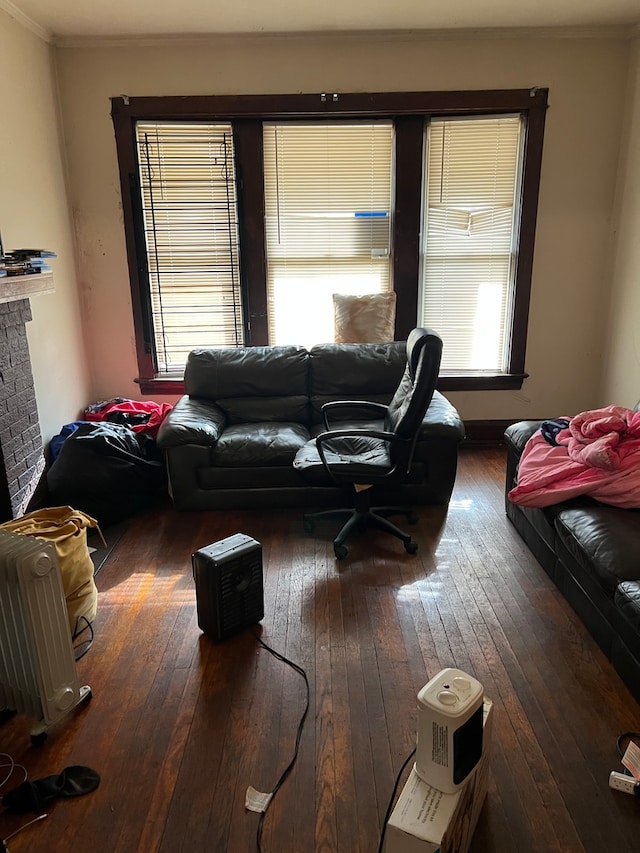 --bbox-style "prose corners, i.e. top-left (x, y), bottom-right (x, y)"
top-left (384, 328), bottom-right (443, 448)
